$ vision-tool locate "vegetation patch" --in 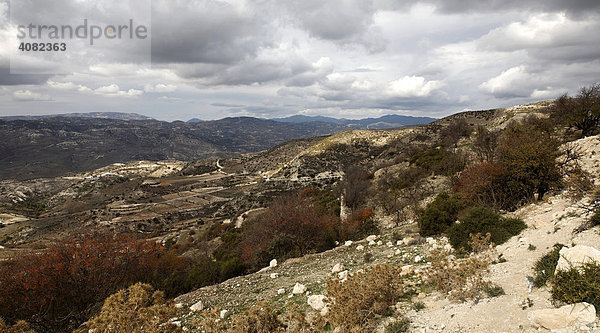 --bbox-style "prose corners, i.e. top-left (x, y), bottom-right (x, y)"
top-left (418, 192), bottom-right (463, 237)
top-left (531, 243), bottom-right (565, 288)
top-left (551, 262), bottom-right (600, 314)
